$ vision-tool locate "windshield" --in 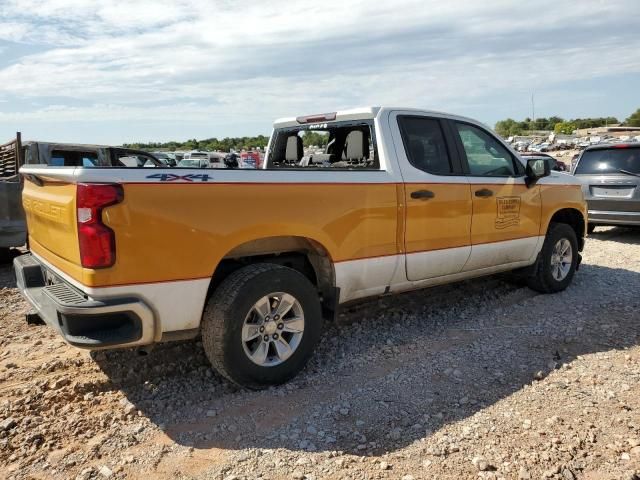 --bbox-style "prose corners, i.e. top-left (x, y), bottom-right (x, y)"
top-left (189, 153), bottom-right (208, 159)
top-left (574, 148), bottom-right (640, 175)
